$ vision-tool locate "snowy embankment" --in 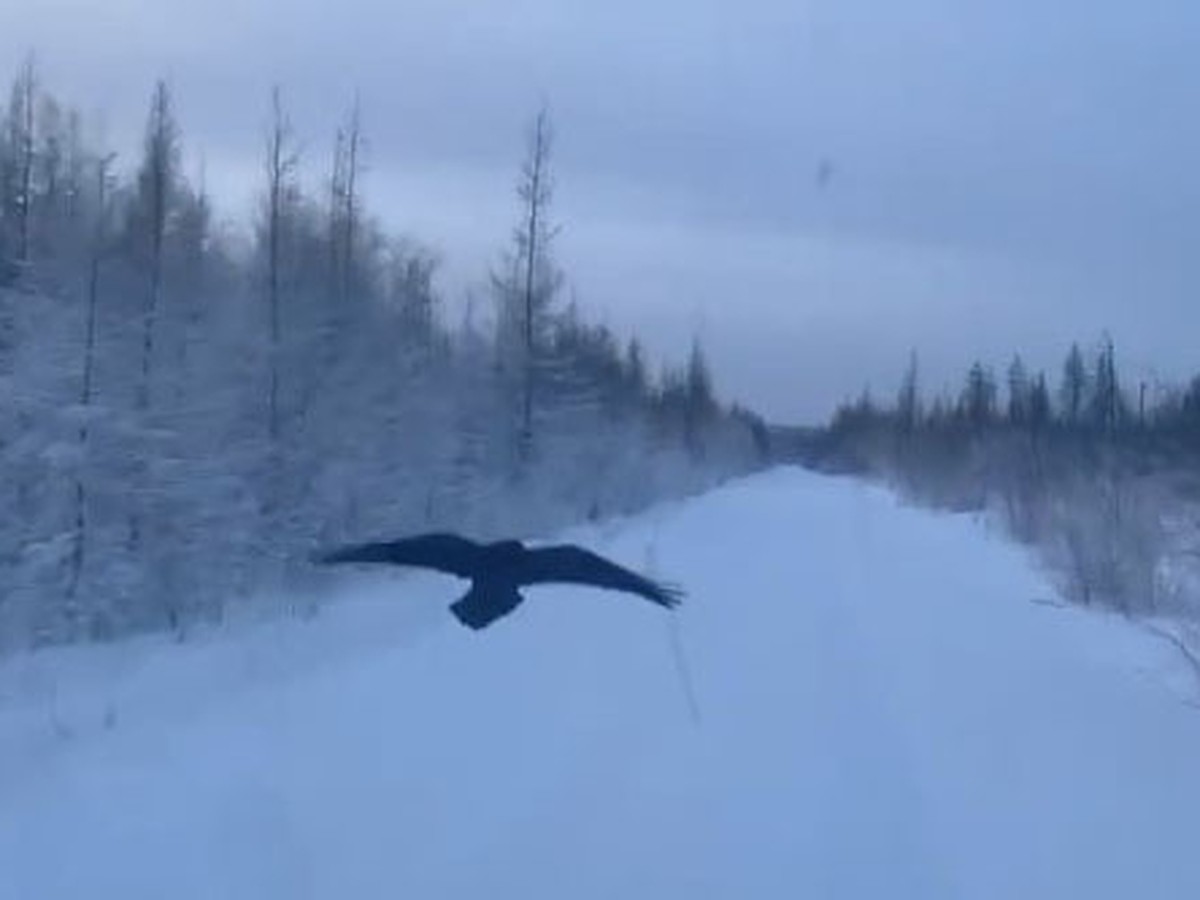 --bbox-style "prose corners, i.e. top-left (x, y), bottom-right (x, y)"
top-left (3, 468), bottom-right (1200, 899)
